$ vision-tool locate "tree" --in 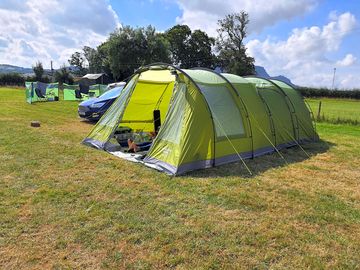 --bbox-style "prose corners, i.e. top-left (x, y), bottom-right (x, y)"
top-left (165, 25), bottom-right (191, 67)
top-left (0, 73), bottom-right (25, 86)
top-left (107, 25), bottom-right (170, 80)
top-left (68, 51), bottom-right (87, 75)
top-left (97, 42), bottom-right (113, 80)
top-left (54, 65), bottom-right (73, 85)
top-left (143, 26), bottom-right (171, 64)
top-left (188, 30), bottom-right (215, 68)
top-left (32, 61), bottom-right (44, 81)
top-left (216, 12), bottom-right (255, 76)
top-left (165, 25), bottom-right (215, 68)
top-left (83, 46), bottom-right (103, 74)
